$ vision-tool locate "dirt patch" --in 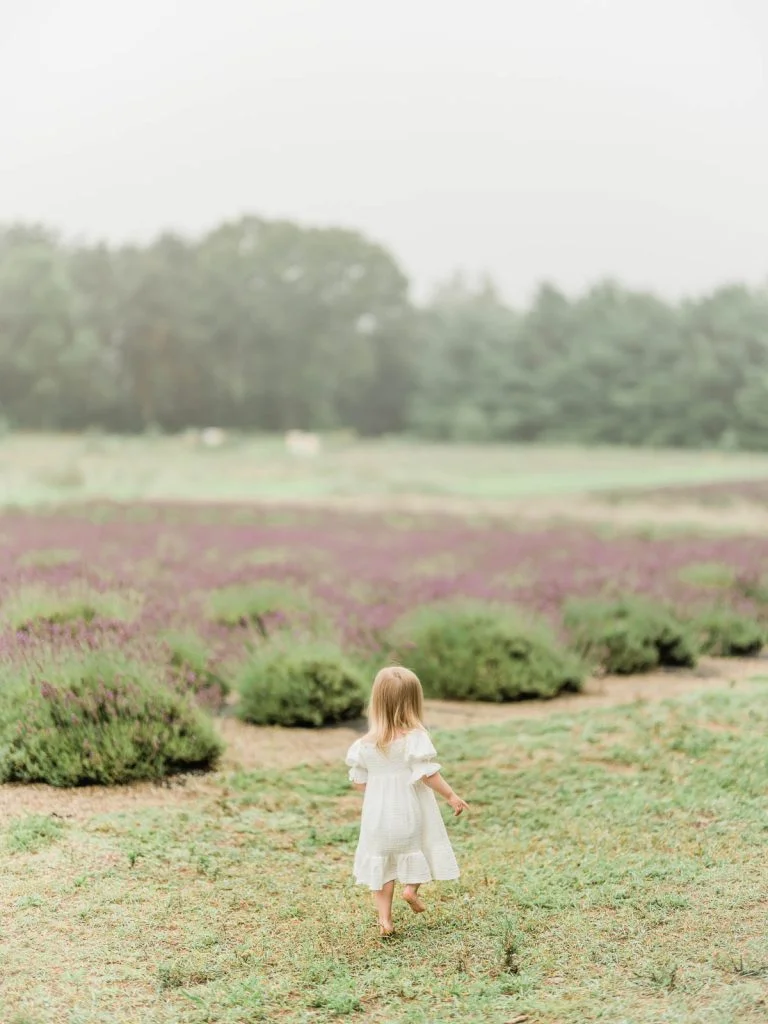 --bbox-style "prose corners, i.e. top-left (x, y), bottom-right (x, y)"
top-left (201, 491), bottom-right (768, 534)
top-left (0, 774), bottom-right (215, 823)
top-left (526, 496), bottom-right (768, 534)
top-left (1, 656), bottom-right (764, 822)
